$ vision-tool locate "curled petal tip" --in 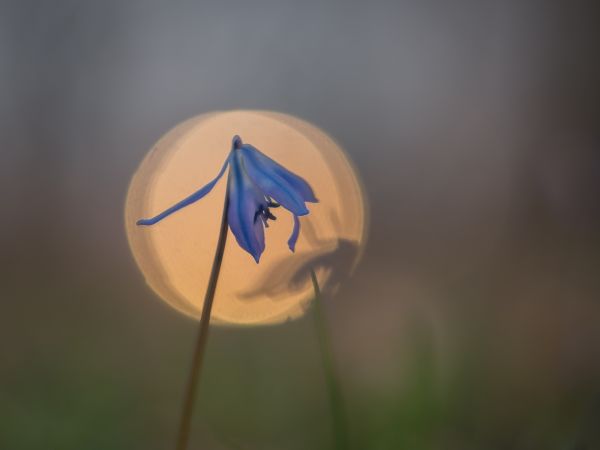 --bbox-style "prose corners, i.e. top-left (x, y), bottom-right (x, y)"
top-left (136, 219), bottom-right (151, 226)
top-left (287, 215), bottom-right (300, 252)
